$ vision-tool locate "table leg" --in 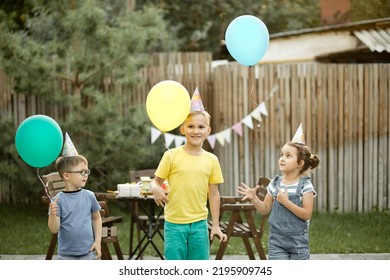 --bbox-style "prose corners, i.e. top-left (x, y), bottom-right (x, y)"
top-left (128, 200), bottom-right (143, 260)
top-left (244, 211), bottom-right (267, 260)
top-left (128, 199), bottom-right (164, 260)
top-left (215, 211), bottom-right (239, 260)
top-left (129, 201), bottom-right (134, 258)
